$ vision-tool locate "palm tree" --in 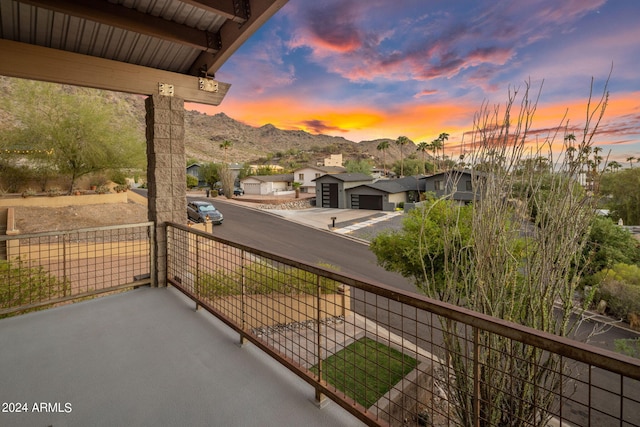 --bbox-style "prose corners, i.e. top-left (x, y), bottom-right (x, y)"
top-left (416, 141), bottom-right (430, 174)
top-left (377, 140), bottom-right (390, 176)
top-left (430, 138), bottom-right (442, 173)
top-left (627, 156), bottom-right (636, 168)
top-left (437, 132), bottom-right (449, 170)
top-left (607, 160), bottom-right (622, 172)
top-left (395, 136), bottom-right (411, 177)
top-left (219, 140), bottom-right (232, 163)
